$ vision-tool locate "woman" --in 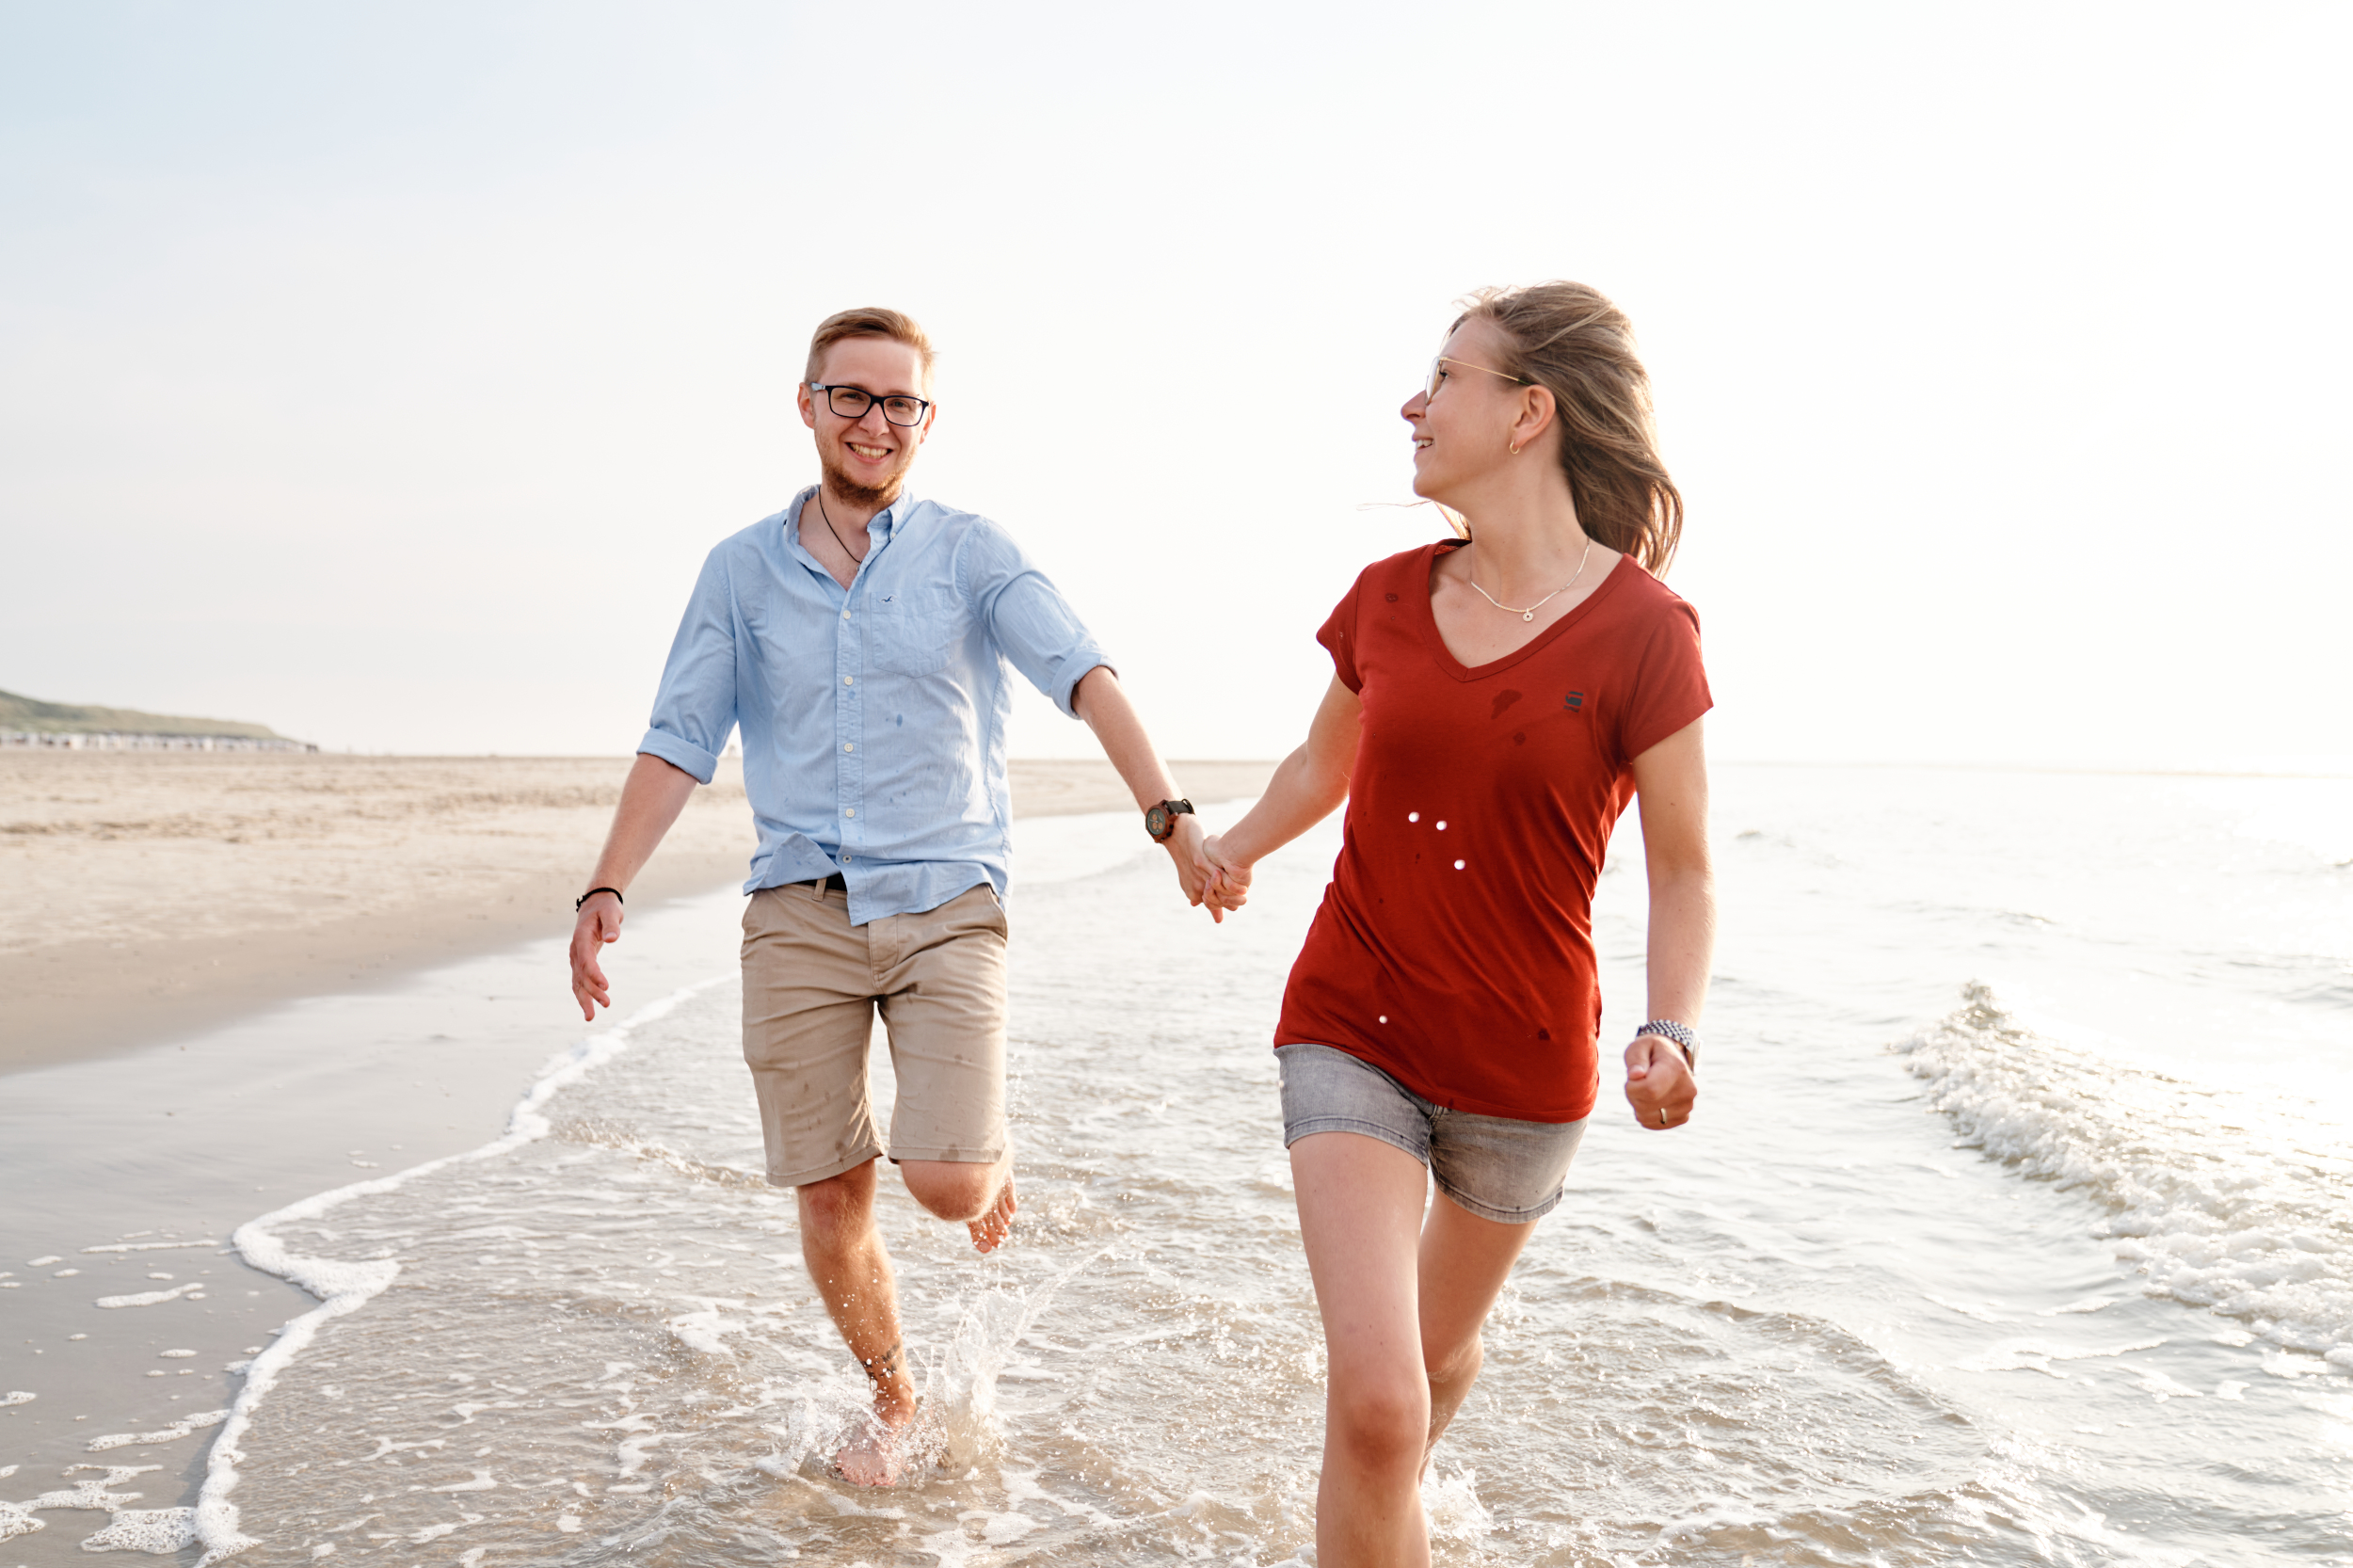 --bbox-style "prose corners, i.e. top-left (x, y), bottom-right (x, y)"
top-left (1202, 281), bottom-right (1713, 1566)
